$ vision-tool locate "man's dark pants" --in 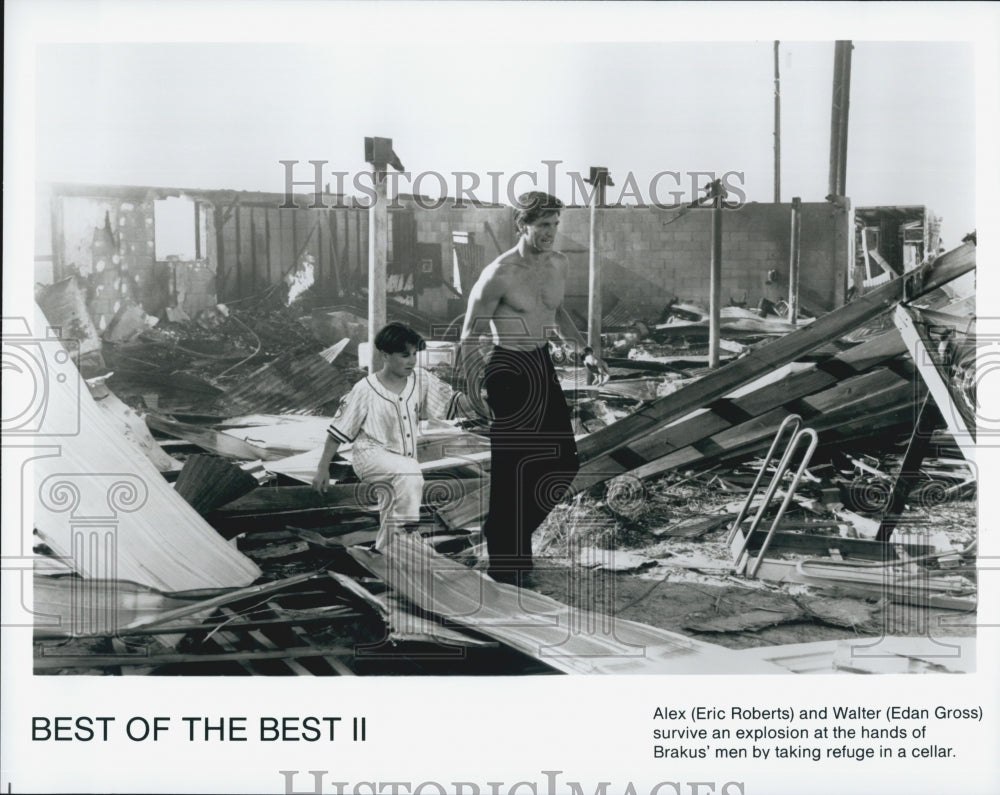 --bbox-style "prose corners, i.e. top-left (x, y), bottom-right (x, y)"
top-left (482, 345), bottom-right (579, 578)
